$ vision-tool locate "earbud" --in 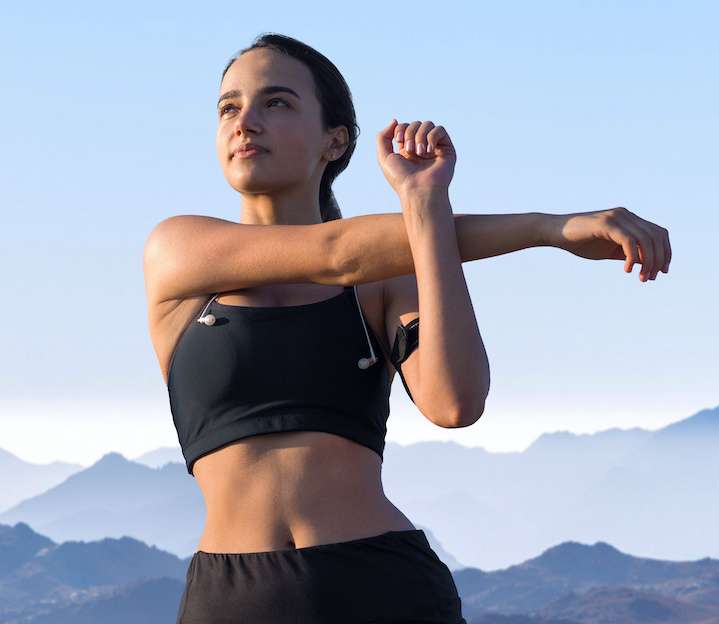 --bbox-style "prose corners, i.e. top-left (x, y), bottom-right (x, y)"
top-left (197, 313), bottom-right (216, 326)
top-left (357, 356), bottom-right (378, 370)
top-left (196, 294), bottom-right (219, 326)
